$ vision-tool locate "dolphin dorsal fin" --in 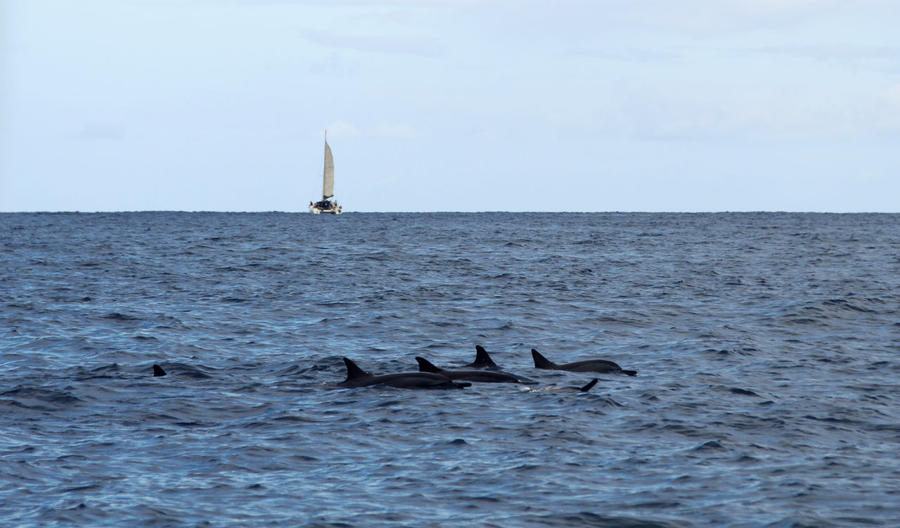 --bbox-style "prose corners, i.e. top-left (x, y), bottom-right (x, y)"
top-left (415, 357), bottom-right (442, 373)
top-left (531, 349), bottom-right (556, 369)
top-left (342, 358), bottom-right (370, 381)
top-left (472, 345), bottom-right (499, 368)
top-left (579, 379), bottom-right (598, 392)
